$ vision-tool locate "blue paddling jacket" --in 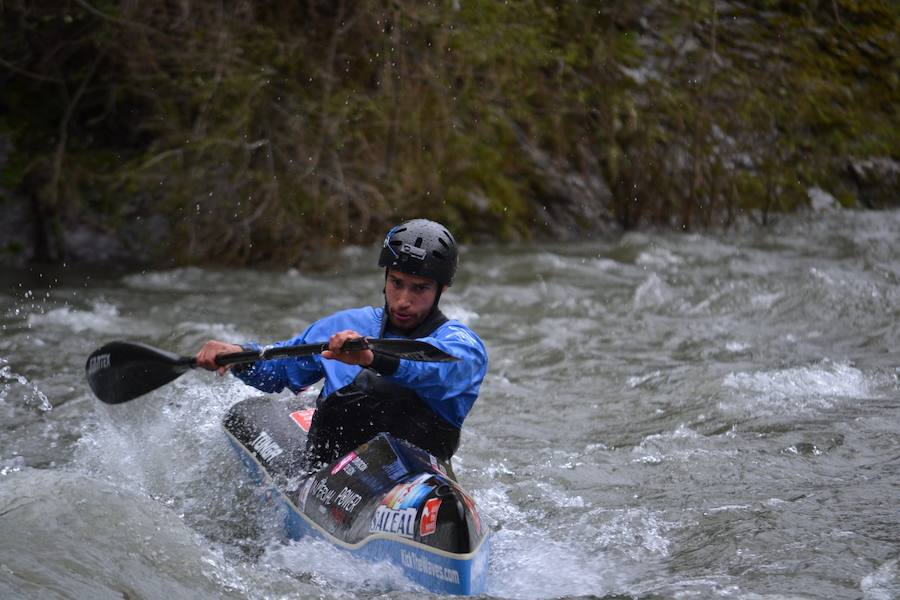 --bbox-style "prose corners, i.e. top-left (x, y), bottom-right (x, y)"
top-left (232, 306), bottom-right (488, 428)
